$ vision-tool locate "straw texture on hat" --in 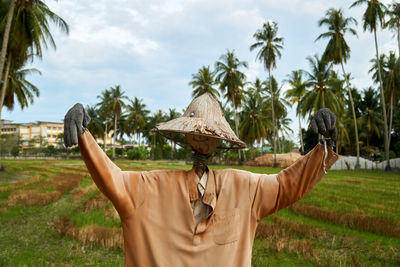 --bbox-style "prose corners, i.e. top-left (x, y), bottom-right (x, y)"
top-left (154, 93), bottom-right (246, 149)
